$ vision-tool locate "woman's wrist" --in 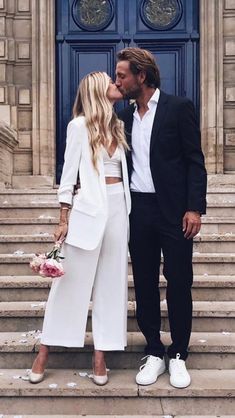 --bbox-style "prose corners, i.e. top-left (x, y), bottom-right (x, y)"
top-left (59, 204), bottom-right (70, 225)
